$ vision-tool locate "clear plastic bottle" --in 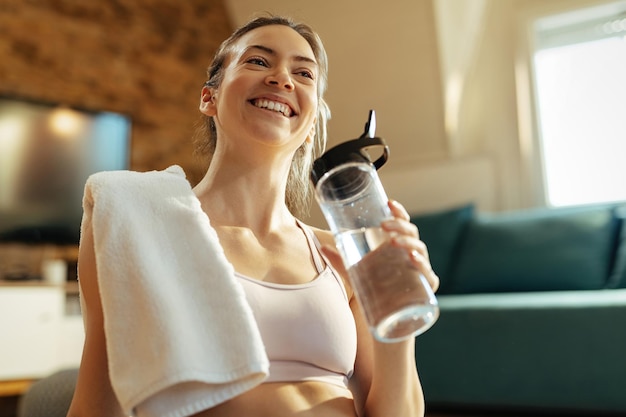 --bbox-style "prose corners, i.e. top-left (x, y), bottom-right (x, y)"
top-left (311, 111), bottom-right (439, 342)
